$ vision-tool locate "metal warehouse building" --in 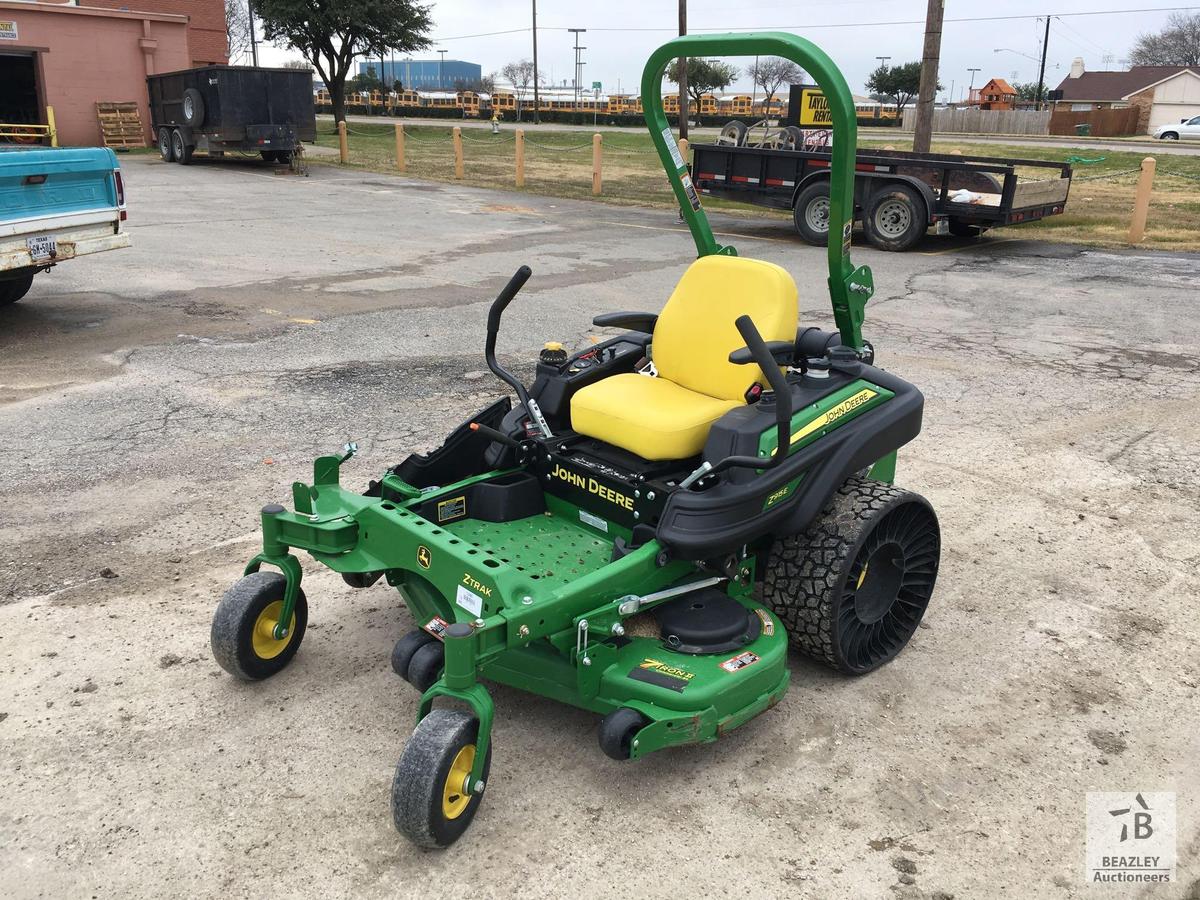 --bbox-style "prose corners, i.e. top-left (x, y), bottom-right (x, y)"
top-left (361, 58), bottom-right (482, 90)
top-left (0, 0), bottom-right (227, 147)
